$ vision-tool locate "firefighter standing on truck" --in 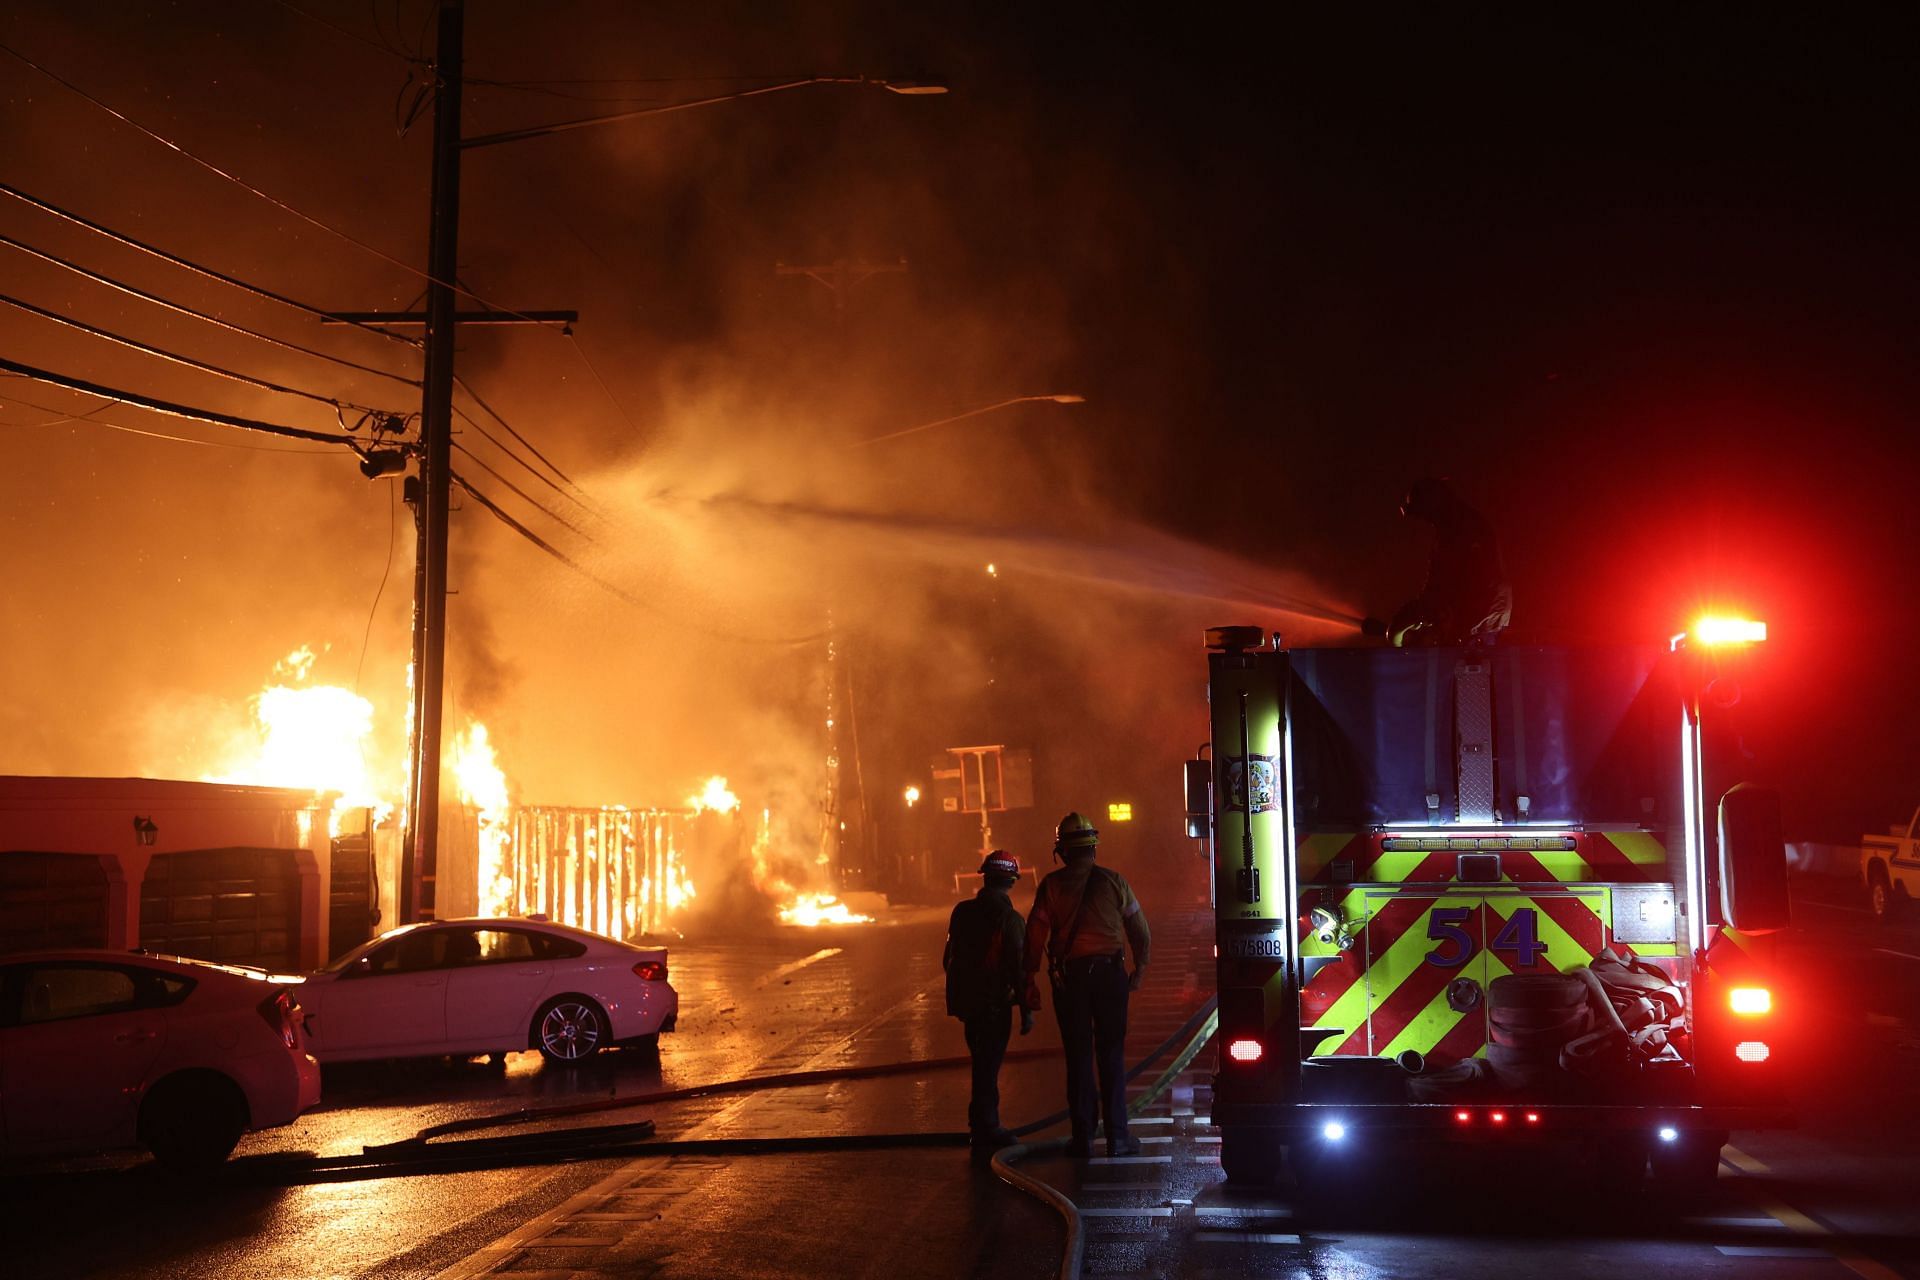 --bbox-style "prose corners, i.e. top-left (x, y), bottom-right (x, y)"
top-left (944, 850), bottom-right (1034, 1157)
top-left (1385, 475), bottom-right (1512, 646)
top-left (1024, 813), bottom-right (1151, 1159)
